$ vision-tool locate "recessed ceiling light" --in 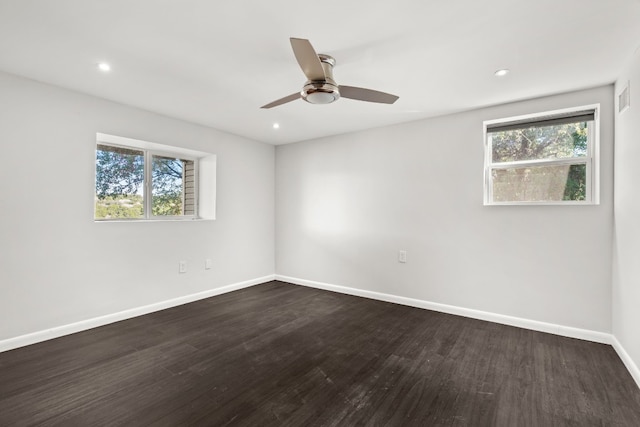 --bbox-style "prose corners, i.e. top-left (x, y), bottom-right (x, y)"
top-left (494, 69), bottom-right (510, 77)
top-left (97, 62), bottom-right (111, 72)
top-left (273, 123), bottom-right (280, 129)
